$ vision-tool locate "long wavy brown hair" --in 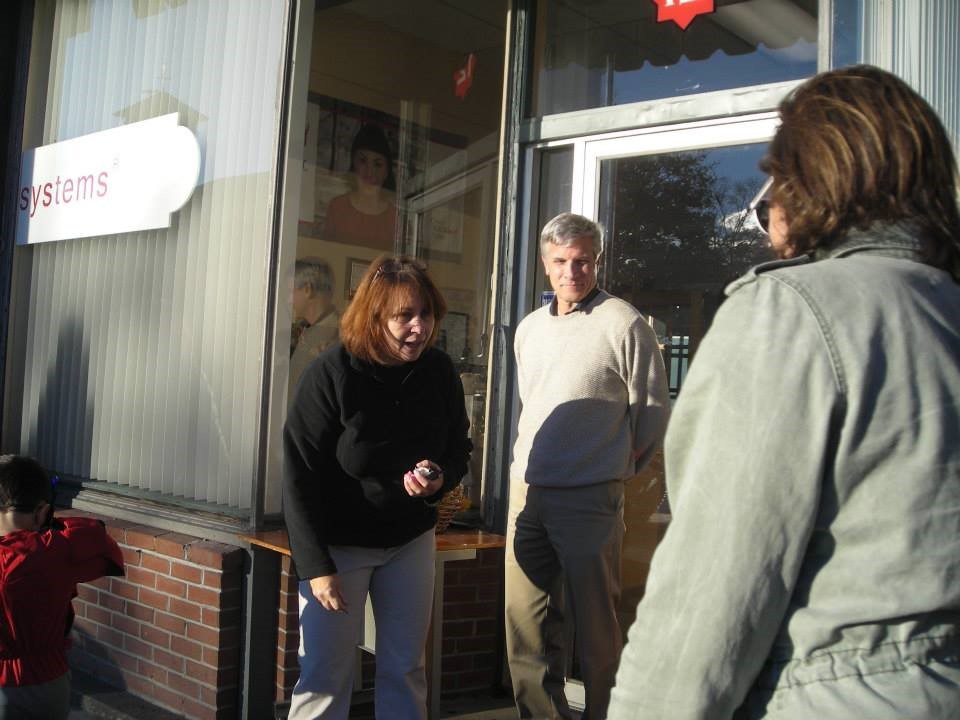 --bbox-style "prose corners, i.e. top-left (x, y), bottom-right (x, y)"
top-left (763, 65), bottom-right (960, 280)
top-left (340, 255), bottom-right (447, 365)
